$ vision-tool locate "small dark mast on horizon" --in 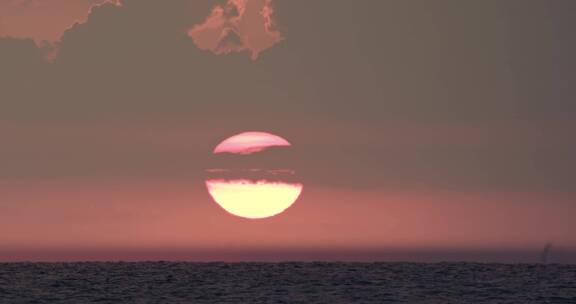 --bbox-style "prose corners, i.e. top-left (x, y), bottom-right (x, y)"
top-left (540, 242), bottom-right (553, 264)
